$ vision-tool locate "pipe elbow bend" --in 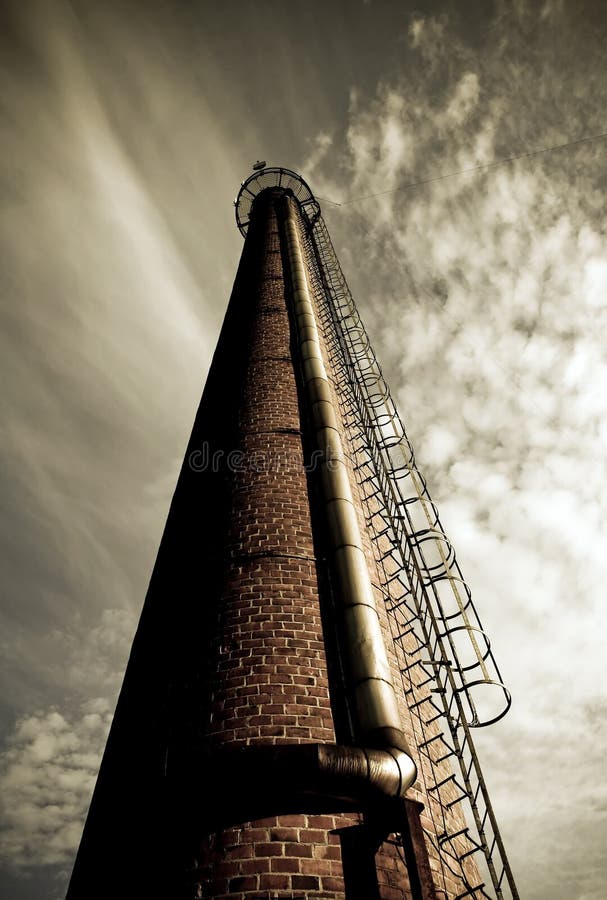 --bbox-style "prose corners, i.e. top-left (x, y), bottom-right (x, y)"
top-left (316, 744), bottom-right (417, 801)
top-left (389, 748), bottom-right (418, 797)
top-left (361, 746), bottom-right (417, 799)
